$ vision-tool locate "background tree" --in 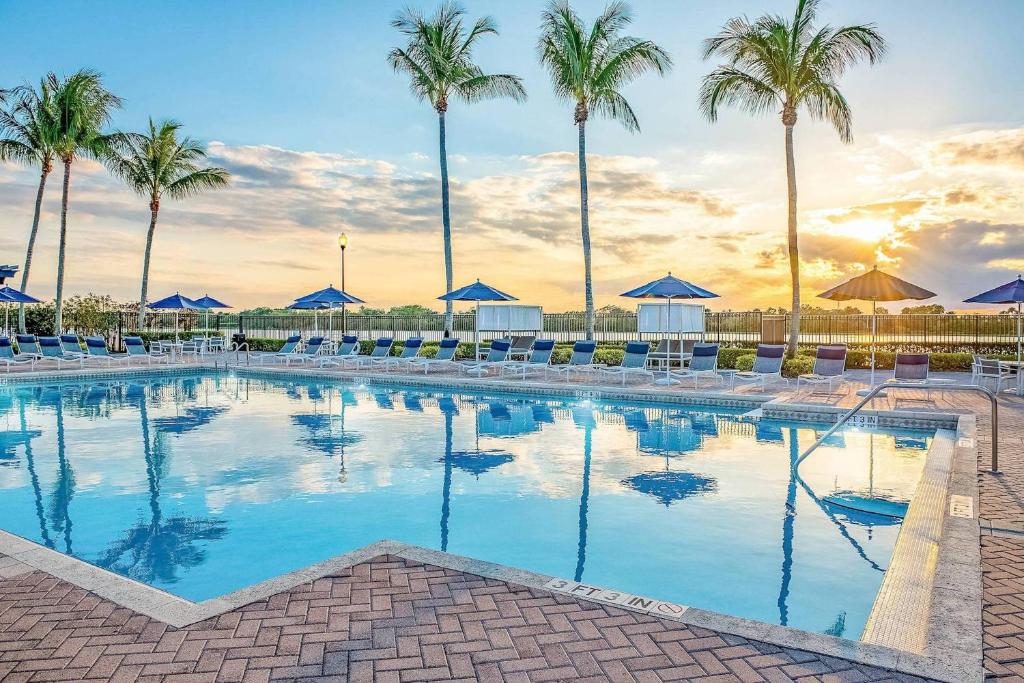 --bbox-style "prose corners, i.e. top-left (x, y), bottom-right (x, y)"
top-left (105, 118), bottom-right (229, 329)
top-left (700, 0), bottom-right (885, 356)
top-left (49, 69), bottom-right (123, 333)
top-left (538, 1), bottom-right (670, 340)
top-left (389, 1), bottom-right (526, 334)
top-left (0, 78), bottom-right (58, 332)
